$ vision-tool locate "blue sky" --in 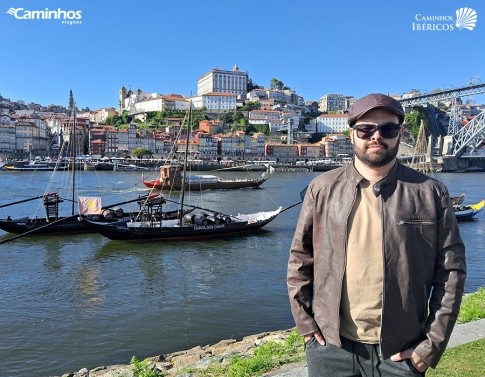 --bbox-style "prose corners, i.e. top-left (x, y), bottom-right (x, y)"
top-left (1, 0), bottom-right (483, 109)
